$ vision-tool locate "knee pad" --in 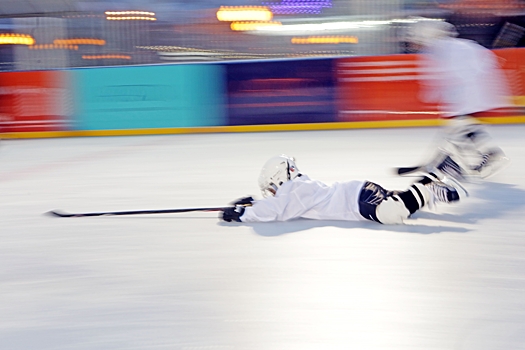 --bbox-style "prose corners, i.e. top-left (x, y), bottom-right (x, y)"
top-left (376, 196), bottom-right (410, 225)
